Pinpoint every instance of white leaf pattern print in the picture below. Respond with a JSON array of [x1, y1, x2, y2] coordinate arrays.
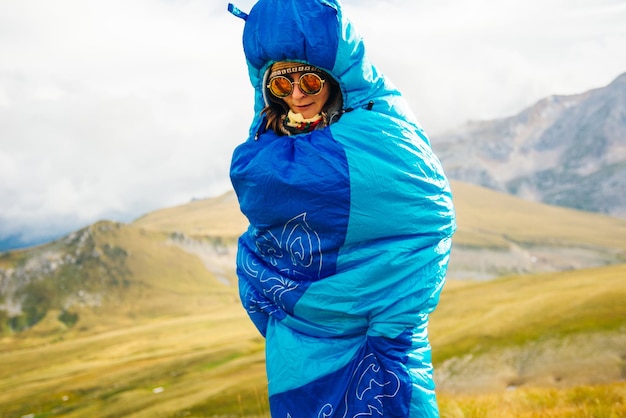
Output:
[[286, 353, 401, 418], [246, 213, 323, 312]]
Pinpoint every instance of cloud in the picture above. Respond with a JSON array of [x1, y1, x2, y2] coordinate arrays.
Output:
[[344, 0, 626, 131], [1, 0, 625, 249]]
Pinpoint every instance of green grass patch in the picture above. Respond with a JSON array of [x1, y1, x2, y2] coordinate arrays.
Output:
[[430, 265, 626, 362]]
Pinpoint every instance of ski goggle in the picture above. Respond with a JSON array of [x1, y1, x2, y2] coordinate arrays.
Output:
[[267, 72, 326, 98]]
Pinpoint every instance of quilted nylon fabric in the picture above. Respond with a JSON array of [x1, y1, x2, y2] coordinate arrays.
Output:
[[229, 1, 456, 416]]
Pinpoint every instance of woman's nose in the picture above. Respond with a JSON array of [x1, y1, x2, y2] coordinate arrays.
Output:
[[291, 83, 307, 98]]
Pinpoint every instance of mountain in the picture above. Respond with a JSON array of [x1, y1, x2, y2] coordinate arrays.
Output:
[[431, 72, 626, 219], [2, 182, 625, 334], [0, 219, 240, 335], [1, 183, 625, 416]]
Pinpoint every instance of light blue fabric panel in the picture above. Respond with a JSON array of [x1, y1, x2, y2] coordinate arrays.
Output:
[[265, 317, 364, 395], [330, 108, 455, 246]]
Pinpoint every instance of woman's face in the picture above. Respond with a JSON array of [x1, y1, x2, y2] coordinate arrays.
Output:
[[281, 72, 331, 119]]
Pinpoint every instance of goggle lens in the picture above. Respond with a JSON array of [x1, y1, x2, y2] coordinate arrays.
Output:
[[268, 73, 325, 98], [269, 76, 294, 97], [299, 73, 324, 94]]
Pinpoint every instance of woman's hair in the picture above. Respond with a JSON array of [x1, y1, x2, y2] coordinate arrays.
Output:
[[262, 70, 343, 135]]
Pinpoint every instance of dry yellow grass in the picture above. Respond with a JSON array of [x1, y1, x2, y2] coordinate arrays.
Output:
[[0, 304, 266, 418], [1, 263, 622, 416], [2, 181, 625, 416], [438, 382, 626, 417], [450, 181, 626, 251], [132, 191, 247, 238], [430, 264, 626, 394], [131, 182, 626, 253], [432, 265, 626, 350]]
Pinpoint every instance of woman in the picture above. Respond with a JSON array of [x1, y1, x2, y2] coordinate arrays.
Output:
[[263, 61, 343, 135], [229, 1, 456, 417]]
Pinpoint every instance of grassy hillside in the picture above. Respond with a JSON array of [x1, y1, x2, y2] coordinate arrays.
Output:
[[132, 182, 626, 254], [450, 181, 626, 251], [1, 181, 625, 416], [132, 182, 626, 279], [430, 264, 626, 392], [0, 306, 267, 418], [449, 181, 626, 278], [0, 264, 623, 417], [0, 220, 238, 342], [132, 191, 247, 239]]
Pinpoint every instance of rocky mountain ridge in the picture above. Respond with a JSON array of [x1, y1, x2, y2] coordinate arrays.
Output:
[[0, 220, 237, 334], [2, 182, 626, 335], [432, 72, 626, 218]]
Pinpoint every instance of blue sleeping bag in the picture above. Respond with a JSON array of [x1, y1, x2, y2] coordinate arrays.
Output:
[[229, 1, 456, 416]]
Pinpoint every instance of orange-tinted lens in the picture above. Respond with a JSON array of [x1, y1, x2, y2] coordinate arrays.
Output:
[[268, 76, 293, 97], [298, 73, 323, 95]]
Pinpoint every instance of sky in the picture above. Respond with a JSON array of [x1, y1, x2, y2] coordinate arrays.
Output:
[[1, 0, 625, 250]]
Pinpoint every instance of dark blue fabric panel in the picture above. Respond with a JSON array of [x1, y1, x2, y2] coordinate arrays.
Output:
[[243, 0, 340, 71], [270, 331, 415, 417], [230, 127, 351, 335]]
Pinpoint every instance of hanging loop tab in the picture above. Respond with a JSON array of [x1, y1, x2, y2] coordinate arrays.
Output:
[[227, 3, 248, 21]]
